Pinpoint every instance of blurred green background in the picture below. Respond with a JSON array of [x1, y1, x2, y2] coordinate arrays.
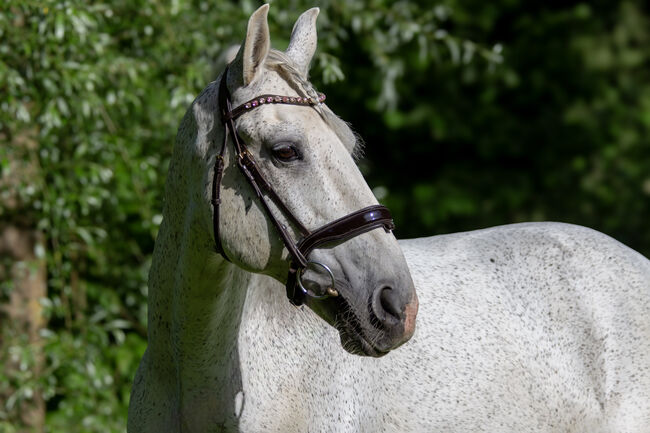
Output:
[[1, 0, 649, 431]]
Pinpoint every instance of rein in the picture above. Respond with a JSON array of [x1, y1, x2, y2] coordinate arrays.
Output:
[[212, 66, 395, 306]]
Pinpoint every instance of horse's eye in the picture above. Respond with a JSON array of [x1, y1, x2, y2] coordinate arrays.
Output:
[[271, 143, 301, 162]]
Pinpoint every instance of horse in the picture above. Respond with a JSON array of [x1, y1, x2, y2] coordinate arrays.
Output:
[[128, 5, 650, 432]]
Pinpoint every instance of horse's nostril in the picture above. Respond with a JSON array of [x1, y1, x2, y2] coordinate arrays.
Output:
[[380, 288, 402, 321], [372, 286, 403, 328]]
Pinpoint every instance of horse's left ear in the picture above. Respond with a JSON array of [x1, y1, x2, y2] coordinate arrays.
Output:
[[285, 8, 319, 77]]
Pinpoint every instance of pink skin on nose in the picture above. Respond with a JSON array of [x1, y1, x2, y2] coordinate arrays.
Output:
[[403, 292, 419, 339]]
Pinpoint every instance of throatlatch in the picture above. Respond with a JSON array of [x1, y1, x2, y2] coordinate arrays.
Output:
[[212, 66, 396, 306]]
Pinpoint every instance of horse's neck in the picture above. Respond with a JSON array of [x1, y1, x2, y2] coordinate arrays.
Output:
[[146, 214, 252, 382]]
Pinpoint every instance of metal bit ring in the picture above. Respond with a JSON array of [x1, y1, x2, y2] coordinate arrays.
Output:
[[296, 261, 339, 300]]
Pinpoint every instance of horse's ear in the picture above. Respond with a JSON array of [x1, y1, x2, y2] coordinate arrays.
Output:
[[231, 4, 271, 87], [285, 8, 319, 77]]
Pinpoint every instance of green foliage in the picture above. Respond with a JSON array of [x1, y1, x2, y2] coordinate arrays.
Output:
[[1, 0, 648, 431], [331, 0, 650, 256]]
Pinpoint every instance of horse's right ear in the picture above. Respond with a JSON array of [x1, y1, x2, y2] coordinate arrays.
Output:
[[229, 4, 271, 88]]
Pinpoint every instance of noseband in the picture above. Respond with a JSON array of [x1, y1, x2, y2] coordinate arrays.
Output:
[[212, 66, 395, 306]]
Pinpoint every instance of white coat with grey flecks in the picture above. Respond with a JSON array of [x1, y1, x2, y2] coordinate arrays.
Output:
[[128, 5, 650, 433]]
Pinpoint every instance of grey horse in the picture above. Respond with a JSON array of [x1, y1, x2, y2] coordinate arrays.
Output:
[[128, 5, 650, 432]]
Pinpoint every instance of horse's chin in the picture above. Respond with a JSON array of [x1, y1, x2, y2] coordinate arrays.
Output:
[[337, 326, 390, 358], [305, 283, 402, 358]]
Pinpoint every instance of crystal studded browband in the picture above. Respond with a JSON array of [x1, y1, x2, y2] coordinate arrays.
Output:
[[223, 93, 326, 121]]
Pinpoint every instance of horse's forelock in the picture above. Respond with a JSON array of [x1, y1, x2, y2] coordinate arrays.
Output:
[[265, 50, 320, 103], [264, 49, 364, 161]]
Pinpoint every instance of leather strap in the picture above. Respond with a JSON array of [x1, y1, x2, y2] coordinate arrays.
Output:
[[211, 140, 228, 260], [296, 205, 394, 256], [224, 93, 326, 122]]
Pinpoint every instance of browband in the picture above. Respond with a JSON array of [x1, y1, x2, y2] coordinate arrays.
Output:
[[224, 93, 326, 122]]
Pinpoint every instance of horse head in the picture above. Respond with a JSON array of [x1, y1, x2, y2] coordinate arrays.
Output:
[[214, 4, 418, 357]]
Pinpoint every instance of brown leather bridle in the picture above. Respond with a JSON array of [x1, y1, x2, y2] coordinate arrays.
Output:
[[212, 66, 395, 306]]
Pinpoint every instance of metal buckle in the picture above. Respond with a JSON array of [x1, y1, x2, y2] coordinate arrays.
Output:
[[296, 261, 339, 300], [240, 148, 253, 159]]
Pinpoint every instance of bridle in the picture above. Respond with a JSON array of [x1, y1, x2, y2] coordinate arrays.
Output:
[[212, 66, 396, 306]]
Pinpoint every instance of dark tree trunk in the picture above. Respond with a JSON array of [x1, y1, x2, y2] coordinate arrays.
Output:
[[0, 225, 46, 432], [0, 128, 46, 432]]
